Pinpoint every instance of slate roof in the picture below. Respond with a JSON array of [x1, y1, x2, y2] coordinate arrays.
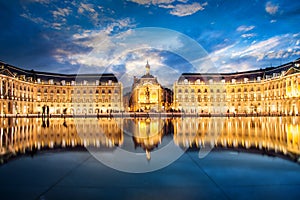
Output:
[[0, 61, 118, 83], [178, 58, 300, 83]]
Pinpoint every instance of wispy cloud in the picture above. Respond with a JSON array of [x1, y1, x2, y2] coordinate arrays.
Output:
[[236, 25, 255, 32], [27, 0, 50, 4], [265, 1, 279, 15], [128, 0, 176, 5], [52, 8, 72, 18], [169, 2, 207, 16], [209, 33, 300, 72], [241, 33, 256, 38], [128, 0, 207, 16]]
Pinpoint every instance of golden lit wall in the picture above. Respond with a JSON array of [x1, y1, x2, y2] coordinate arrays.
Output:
[[130, 84, 163, 112], [0, 74, 123, 115], [173, 70, 300, 115]]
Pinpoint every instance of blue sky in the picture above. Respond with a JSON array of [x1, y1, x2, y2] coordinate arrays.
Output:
[[0, 0, 300, 86]]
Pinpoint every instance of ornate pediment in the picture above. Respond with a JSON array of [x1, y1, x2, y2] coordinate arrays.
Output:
[[0, 68, 16, 78], [283, 67, 300, 76]]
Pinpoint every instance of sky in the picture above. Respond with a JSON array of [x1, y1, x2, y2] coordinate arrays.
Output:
[[0, 0, 300, 87]]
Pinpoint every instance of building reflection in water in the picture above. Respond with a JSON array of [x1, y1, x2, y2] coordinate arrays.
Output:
[[173, 117, 300, 157], [0, 117, 299, 162], [130, 118, 166, 160]]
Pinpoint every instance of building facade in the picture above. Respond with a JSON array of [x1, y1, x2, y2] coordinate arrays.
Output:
[[129, 62, 165, 112], [0, 61, 123, 115], [173, 59, 300, 115], [1, 58, 300, 115]]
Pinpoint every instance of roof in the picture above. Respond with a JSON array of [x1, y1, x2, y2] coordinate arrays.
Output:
[[0, 61, 119, 83], [178, 58, 300, 83]]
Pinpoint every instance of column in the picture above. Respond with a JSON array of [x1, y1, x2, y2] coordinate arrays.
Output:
[[0, 78, 2, 97]]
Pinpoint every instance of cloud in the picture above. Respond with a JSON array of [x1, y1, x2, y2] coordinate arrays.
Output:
[[236, 25, 255, 32], [209, 33, 300, 72], [52, 8, 72, 18], [128, 0, 207, 16], [128, 0, 176, 5], [27, 0, 50, 4], [20, 12, 49, 25], [52, 25, 193, 88], [169, 2, 207, 16], [241, 33, 256, 38], [265, 1, 279, 15], [78, 3, 96, 13]]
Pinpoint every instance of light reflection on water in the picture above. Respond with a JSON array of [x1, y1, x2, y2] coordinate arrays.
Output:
[[0, 117, 299, 163]]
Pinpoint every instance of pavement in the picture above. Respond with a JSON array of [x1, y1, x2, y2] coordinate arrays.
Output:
[[0, 150, 299, 200]]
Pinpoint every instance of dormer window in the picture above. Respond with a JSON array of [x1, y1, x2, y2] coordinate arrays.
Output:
[[257, 76, 261, 82]]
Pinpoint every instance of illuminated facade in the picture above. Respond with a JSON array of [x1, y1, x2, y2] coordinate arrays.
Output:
[[0, 61, 123, 115], [129, 62, 165, 112], [173, 59, 300, 115], [1, 59, 300, 115]]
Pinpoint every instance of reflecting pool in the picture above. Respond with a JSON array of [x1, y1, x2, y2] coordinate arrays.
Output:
[[1, 117, 299, 166]]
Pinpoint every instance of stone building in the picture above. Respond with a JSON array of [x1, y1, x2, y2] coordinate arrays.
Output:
[[0, 61, 123, 115], [173, 58, 300, 115], [129, 62, 165, 112]]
